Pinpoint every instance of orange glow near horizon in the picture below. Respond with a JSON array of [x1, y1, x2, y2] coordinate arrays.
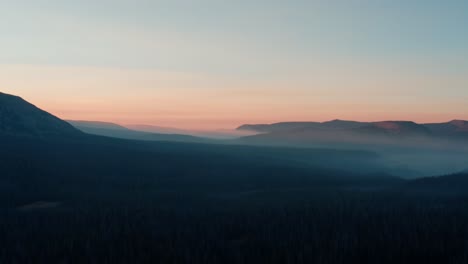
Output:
[[22, 98, 468, 131], [2, 64, 467, 130], [47, 107, 468, 131]]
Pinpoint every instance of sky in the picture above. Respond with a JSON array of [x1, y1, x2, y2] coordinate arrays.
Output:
[[1, 0, 468, 130]]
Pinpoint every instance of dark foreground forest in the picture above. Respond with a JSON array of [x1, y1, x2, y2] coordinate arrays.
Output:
[[1, 135, 468, 264]]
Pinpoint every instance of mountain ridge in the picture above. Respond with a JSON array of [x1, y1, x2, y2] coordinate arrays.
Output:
[[0, 92, 82, 137], [237, 119, 468, 139], [67, 120, 207, 143]]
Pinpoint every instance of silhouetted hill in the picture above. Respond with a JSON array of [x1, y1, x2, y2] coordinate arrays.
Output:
[[0, 92, 81, 137]]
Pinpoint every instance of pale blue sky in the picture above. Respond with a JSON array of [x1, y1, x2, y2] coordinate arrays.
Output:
[[1, 0, 467, 128]]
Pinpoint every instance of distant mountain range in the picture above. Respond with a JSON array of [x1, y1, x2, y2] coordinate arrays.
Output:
[[67, 120, 206, 143], [237, 119, 468, 144], [66, 122, 256, 140], [1, 91, 467, 178], [3, 89, 467, 148], [0, 91, 400, 180], [126, 124, 257, 139]]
